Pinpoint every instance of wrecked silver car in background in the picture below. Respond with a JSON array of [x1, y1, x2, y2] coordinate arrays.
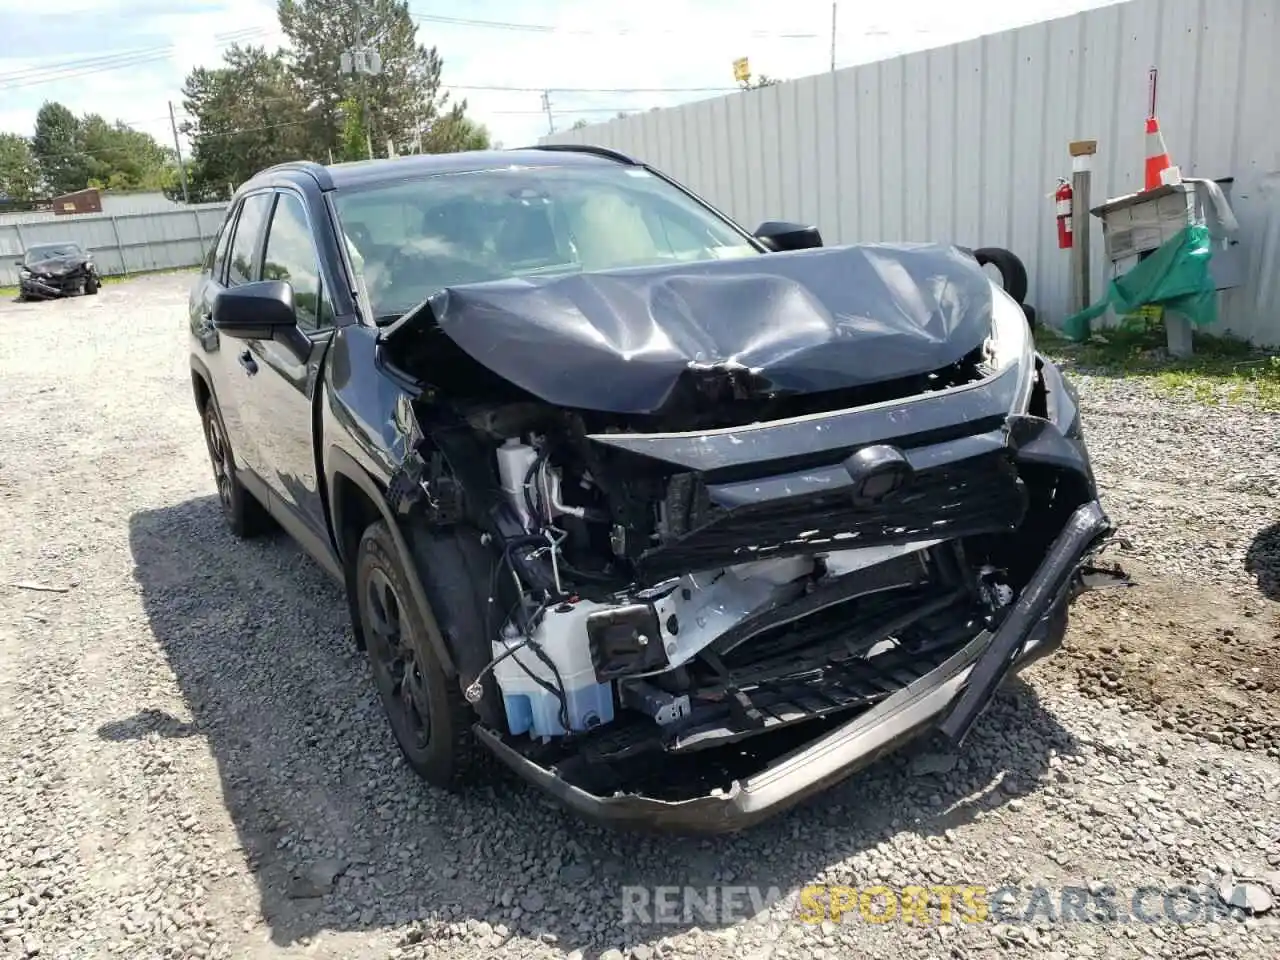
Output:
[[381, 236, 1126, 832]]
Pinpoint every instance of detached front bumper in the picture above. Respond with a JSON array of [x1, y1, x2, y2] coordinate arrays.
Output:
[[19, 276, 73, 299], [476, 500, 1115, 833]]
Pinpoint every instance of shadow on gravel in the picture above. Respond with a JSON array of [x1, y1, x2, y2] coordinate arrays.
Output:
[[124, 496, 1078, 956], [98, 708, 201, 741], [1246, 522, 1280, 601]]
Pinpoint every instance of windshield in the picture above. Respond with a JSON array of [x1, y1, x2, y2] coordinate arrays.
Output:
[[24, 243, 83, 263], [331, 164, 760, 320]]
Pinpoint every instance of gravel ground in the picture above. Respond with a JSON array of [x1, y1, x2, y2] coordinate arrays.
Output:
[[1, 273, 1278, 960]]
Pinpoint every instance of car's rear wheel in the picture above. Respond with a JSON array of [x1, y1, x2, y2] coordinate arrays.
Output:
[[355, 520, 488, 789], [200, 395, 271, 538]]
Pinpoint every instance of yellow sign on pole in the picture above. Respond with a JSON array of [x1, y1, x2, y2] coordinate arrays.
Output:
[[733, 57, 750, 83]]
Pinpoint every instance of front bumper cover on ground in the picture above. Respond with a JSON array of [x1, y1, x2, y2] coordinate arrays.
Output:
[[20, 276, 77, 299], [476, 500, 1115, 833]]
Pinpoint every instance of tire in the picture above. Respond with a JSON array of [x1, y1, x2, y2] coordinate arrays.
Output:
[[356, 521, 490, 789], [973, 247, 1029, 304], [1020, 302, 1038, 331], [85, 275, 100, 295], [200, 394, 271, 538], [405, 527, 508, 732]]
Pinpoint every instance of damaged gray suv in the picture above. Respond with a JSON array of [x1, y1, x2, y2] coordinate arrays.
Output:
[[188, 144, 1125, 833]]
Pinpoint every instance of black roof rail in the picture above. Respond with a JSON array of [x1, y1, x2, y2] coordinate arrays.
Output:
[[258, 160, 334, 190], [518, 143, 639, 165]]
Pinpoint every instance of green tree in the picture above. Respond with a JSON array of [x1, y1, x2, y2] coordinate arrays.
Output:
[[570, 118, 589, 130], [424, 114, 490, 153], [336, 97, 368, 161], [79, 114, 174, 191], [740, 74, 781, 90], [278, 0, 470, 159], [31, 101, 90, 195], [0, 133, 39, 201], [29, 100, 174, 196], [178, 1, 487, 183], [179, 44, 315, 200]]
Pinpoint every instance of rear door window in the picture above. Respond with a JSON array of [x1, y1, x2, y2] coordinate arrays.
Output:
[[226, 193, 273, 286]]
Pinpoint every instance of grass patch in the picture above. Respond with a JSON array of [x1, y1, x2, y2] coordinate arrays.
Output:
[[1035, 321, 1280, 410], [2, 265, 198, 300]]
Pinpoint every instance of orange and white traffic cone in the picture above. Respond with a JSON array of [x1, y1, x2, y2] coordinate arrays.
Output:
[[1144, 115, 1175, 190], [1143, 67, 1179, 189]]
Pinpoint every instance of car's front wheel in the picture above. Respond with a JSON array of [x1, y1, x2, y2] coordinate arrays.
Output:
[[85, 275, 99, 295], [200, 395, 271, 538], [355, 520, 487, 789]]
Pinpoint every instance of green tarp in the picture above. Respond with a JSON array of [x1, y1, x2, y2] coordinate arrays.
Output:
[[1061, 224, 1218, 341]]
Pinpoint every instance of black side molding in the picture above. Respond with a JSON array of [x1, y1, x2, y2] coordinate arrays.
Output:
[[519, 143, 639, 165]]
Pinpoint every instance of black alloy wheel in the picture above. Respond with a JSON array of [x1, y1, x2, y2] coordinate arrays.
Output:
[[363, 565, 433, 758], [354, 521, 489, 788], [200, 397, 271, 538]]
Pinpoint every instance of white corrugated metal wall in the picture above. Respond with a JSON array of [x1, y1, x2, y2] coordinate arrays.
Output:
[[0, 203, 228, 287], [541, 0, 1280, 344]]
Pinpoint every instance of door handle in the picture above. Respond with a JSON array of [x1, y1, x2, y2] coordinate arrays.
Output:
[[238, 350, 258, 375]]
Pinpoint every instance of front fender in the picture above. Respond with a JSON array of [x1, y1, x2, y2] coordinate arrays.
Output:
[[326, 445, 458, 677], [189, 354, 215, 407]]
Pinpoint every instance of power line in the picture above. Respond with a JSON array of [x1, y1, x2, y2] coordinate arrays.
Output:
[[445, 83, 740, 93], [2, 9, 818, 90], [0, 28, 274, 89], [0, 27, 270, 83], [409, 11, 822, 39], [18, 118, 313, 164], [192, 118, 313, 139], [489, 109, 628, 116], [0, 47, 176, 83]]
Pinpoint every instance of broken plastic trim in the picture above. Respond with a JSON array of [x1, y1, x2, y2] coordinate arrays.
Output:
[[473, 498, 1115, 833], [18, 277, 68, 299], [937, 500, 1113, 745]]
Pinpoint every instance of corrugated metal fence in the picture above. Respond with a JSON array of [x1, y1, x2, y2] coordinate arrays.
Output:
[[0, 203, 229, 288], [541, 0, 1280, 345]]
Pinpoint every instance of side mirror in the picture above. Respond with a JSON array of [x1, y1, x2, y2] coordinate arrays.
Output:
[[213, 280, 297, 340], [754, 220, 823, 252]]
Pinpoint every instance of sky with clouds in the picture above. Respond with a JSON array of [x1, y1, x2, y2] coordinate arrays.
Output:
[[0, 0, 1125, 157]]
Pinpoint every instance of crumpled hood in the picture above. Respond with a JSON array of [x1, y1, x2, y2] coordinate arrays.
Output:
[[414, 242, 994, 415], [26, 256, 84, 276]]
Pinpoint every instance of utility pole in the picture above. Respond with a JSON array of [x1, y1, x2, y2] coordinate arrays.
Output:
[[357, 1, 371, 159], [339, 0, 381, 160], [167, 100, 190, 204], [830, 2, 837, 72], [541, 91, 555, 135], [1069, 139, 1097, 317]]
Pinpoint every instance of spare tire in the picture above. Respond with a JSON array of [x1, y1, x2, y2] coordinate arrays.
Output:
[[973, 247, 1029, 304], [1020, 302, 1038, 331]]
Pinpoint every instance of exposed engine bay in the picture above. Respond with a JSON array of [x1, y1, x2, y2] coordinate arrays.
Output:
[[478, 431, 986, 743], [379, 241, 1124, 819]]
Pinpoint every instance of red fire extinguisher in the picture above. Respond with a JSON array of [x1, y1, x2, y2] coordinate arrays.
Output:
[[1055, 178, 1073, 249]]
